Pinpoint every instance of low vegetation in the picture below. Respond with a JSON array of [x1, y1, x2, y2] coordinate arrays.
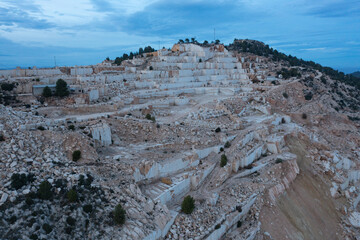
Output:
[[181, 195, 195, 214], [220, 154, 228, 167], [38, 181, 53, 200], [113, 204, 126, 225], [55, 79, 69, 97], [42, 86, 52, 98], [1, 83, 15, 91], [72, 150, 81, 162], [67, 189, 78, 202]]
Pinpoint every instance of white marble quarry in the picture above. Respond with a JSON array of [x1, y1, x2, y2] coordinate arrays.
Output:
[[134, 145, 222, 182], [241, 144, 265, 167], [206, 194, 257, 240], [88, 89, 99, 101], [349, 212, 360, 228], [91, 123, 112, 146], [0, 68, 63, 77], [71, 68, 93, 76], [142, 211, 178, 240]]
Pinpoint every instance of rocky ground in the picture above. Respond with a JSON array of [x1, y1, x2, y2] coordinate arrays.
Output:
[[0, 42, 359, 239]]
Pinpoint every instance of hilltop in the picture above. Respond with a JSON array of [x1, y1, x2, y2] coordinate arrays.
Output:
[[0, 40, 359, 239]]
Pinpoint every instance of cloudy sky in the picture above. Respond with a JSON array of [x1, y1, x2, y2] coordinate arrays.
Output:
[[0, 0, 359, 73]]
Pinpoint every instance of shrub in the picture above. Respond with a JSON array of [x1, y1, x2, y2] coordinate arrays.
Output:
[[29, 234, 38, 240], [275, 158, 283, 164], [114, 204, 126, 225], [72, 150, 81, 162], [38, 181, 52, 200], [302, 113, 307, 119], [42, 86, 52, 98], [281, 118, 286, 124], [215, 127, 221, 133], [37, 126, 45, 131], [145, 113, 152, 120], [220, 154, 228, 167], [68, 125, 75, 131], [224, 141, 231, 148], [237, 221, 242, 228], [55, 79, 69, 97], [199, 59, 202, 63], [66, 216, 76, 226], [320, 76, 327, 84], [25, 196, 34, 205], [42, 223, 53, 234], [181, 195, 195, 214], [149, 66, 153, 70], [1, 83, 15, 91], [65, 227, 72, 234], [304, 92, 313, 100], [215, 224, 221, 230], [83, 204, 93, 213], [67, 189, 78, 202], [282, 92, 289, 98], [219, 147, 224, 152], [236, 205, 242, 212], [11, 173, 34, 190], [8, 215, 17, 224], [0, 134, 4, 141]]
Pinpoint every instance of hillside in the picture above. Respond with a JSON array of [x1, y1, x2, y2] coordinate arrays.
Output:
[[0, 40, 359, 240], [351, 71, 360, 78]]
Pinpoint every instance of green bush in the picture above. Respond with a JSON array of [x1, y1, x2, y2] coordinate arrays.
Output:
[[304, 92, 313, 100], [67, 189, 78, 202], [224, 141, 231, 148], [1, 83, 15, 91], [55, 79, 69, 97], [220, 154, 227, 167], [114, 204, 126, 225], [37, 126, 45, 131], [275, 158, 283, 164], [215, 224, 221, 229], [0, 134, 4, 141], [68, 125, 75, 131], [83, 204, 93, 213], [149, 66, 153, 70], [72, 150, 81, 162], [42, 86, 52, 98], [29, 233, 38, 240], [11, 173, 27, 190], [11, 173, 34, 190], [302, 113, 307, 119], [42, 223, 53, 234], [181, 195, 195, 214], [282, 92, 289, 98], [215, 127, 221, 133], [66, 216, 76, 226], [38, 181, 52, 200], [145, 114, 152, 120], [237, 221, 242, 228]]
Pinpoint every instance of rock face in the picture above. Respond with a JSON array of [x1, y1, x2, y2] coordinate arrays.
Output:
[[91, 123, 112, 146], [268, 158, 300, 203], [0, 41, 359, 239]]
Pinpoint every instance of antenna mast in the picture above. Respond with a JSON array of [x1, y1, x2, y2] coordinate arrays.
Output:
[[54, 56, 57, 68]]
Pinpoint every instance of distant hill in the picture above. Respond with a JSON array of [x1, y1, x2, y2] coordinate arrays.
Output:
[[351, 71, 360, 78], [227, 39, 360, 89]]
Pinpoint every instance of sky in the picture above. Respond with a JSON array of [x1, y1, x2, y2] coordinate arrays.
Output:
[[0, 0, 359, 73]]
